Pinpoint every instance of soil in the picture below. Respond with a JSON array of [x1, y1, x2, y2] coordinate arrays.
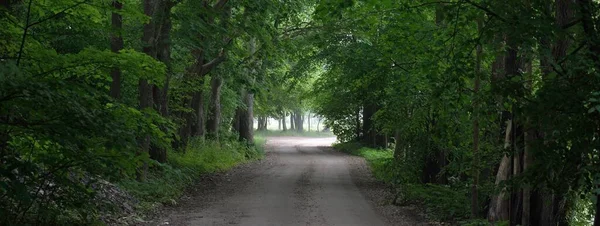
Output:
[[141, 136, 430, 226]]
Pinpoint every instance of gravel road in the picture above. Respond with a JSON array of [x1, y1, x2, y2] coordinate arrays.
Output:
[[149, 136, 428, 226]]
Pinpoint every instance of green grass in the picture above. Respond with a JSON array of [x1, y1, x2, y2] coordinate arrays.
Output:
[[254, 129, 335, 138], [119, 137, 265, 213], [333, 142, 471, 223]]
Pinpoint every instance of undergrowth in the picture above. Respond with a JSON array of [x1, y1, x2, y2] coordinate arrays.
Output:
[[119, 137, 265, 215], [334, 142, 472, 224]]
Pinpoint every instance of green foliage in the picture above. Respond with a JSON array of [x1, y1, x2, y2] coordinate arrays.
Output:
[[312, 0, 600, 224], [120, 137, 264, 211], [335, 143, 472, 222]]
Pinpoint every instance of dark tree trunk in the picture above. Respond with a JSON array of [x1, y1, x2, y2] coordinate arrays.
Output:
[[206, 75, 223, 139], [137, 0, 159, 181], [471, 16, 483, 219], [263, 117, 268, 130], [232, 106, 241, 133], [294, 110, 304, 132], [290, 112, 295, 130], [239, 90, 254, 144], [154, 1, 173, 117], [362, 104, 374, 146], [191, 90, 205, 137], [109, 0, 123, 99], [257, 117, 266, 131], [150, 2, 173, 162], [317, 117, 321, 132]]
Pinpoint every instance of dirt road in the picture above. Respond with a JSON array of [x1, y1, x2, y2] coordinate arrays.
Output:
[[152, 137, 427, 226]]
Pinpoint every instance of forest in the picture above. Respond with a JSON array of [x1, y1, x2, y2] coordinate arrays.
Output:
[[1, 0, 600, 225]]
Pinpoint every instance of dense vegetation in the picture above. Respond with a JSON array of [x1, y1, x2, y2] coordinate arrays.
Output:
[[309, 0, 600, 225], [1, 0, 600, 225], [0, 0, 309, 224]]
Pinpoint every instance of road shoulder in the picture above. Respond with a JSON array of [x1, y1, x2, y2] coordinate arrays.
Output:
[[337, 147, 432, 226]]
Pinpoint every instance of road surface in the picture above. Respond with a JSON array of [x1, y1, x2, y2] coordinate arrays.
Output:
[[152, 137, 427, 226]]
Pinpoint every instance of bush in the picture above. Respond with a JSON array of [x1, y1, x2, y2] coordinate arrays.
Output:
[[119, 138, 264, 212], [334, 142, 472, 223]]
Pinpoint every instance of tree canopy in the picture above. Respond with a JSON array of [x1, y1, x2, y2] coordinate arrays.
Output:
[[1, 0, 600, 225]]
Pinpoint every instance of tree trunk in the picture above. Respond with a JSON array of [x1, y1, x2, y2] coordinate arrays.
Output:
[[294, 110, 304, 132], [471, 15, 483, 219], [282, 114, 287, 131], [150, 0, 173, 163], [363, 104, 375, 146], [232, 107, 241, 134], [307, 113, 311, 132], [109, 0, 123, 99], [317, 117, 321, 132], [488, 119, 513, 222], [154, 1, 173, 117], [239, 90, 254, 144], [137, 0, 159, 181], [206, 75, 223, 139], [393, 129, 402, 160], [257, 117, 265, 131], [191, 90, 205, 137], [290, 112, 295, 130]]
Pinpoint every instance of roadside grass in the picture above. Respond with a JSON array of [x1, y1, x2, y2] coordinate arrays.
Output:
[[119, 137, 265, 215], [333, 142, 472, 224], [254, 130, 334, 138]]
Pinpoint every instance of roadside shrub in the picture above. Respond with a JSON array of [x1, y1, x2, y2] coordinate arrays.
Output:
[[119, 138, 264, 211]]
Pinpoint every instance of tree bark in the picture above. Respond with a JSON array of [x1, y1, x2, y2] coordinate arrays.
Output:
[[294, 110, 304, 132], [307, 113, 311, 132], [232, 106, 241, 133], [282, 114, 287, 131], [393, 129, 402, 160], [150, 0, 174, 163], [488, 119, 513, 222], [290, 112, 295, 130], [206, 75, 223, 139], [191, 90, 205, 137], [239, 90, 254, 144], [137, 0, 159, 181], [317, 117, 321, 132], [109, 0, 123, 99], [471, 15, 483, 219], [362, 104, 375, 146]]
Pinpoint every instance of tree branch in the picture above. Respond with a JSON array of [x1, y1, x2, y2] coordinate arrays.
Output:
[[561, 18, 582, 29], [16, 0, 33, 66], [463, 0, 506, 22], [27, 1, 87, 28], [213, 0, 228, 10]]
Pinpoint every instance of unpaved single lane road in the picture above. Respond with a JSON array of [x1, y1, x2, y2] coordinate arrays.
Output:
[[151, 137, 427, 226]]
